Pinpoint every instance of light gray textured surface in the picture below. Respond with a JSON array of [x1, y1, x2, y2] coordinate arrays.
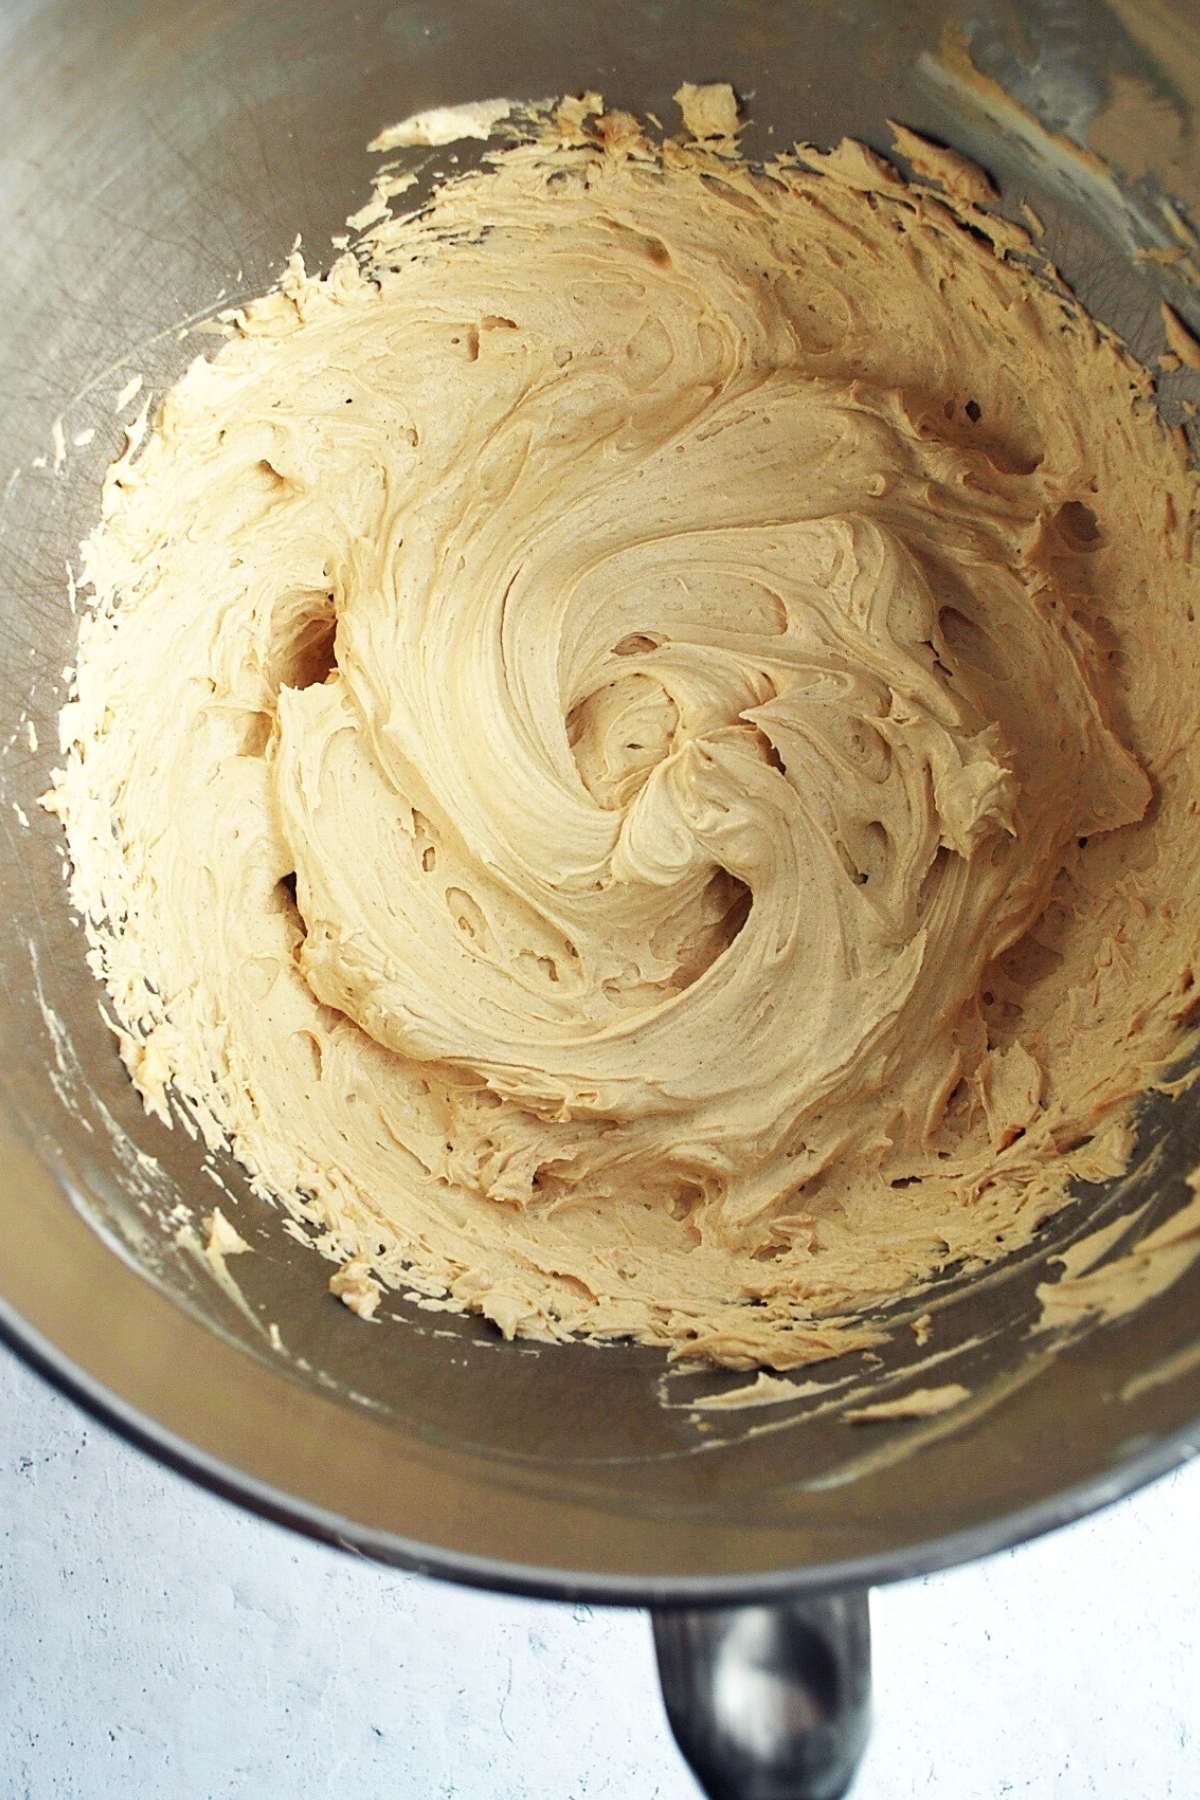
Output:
[[1, 1346, 1196, 1799]]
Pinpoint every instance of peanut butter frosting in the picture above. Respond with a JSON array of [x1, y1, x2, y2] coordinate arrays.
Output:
[[50, 94, 1200, 1368]]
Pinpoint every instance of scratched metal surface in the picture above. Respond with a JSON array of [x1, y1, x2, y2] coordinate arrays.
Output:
[[0, 0, 1198, 1593]]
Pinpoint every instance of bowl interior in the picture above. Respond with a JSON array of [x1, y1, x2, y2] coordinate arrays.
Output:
[[2, 0, 1199, 1594]]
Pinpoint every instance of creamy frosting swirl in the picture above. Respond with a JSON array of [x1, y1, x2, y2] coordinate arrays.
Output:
[[54, 101, 1200, 1366]]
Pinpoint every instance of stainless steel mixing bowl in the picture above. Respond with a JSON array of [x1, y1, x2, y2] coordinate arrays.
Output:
[[2, 2, 1199, 1793]]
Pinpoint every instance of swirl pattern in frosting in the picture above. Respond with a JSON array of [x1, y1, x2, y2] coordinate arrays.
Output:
[[54, 99, 1200, 1366]]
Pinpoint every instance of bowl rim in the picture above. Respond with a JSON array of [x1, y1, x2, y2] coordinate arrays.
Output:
[[4, 1290, 1197, 1608]]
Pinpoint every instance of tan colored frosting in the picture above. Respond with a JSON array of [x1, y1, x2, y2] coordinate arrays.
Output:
[[843, 1383, 970, 1424], [51, 96, 1200, 1368]]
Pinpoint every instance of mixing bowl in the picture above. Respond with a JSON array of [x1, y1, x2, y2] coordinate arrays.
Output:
[[2, 1, 1199, 1793]]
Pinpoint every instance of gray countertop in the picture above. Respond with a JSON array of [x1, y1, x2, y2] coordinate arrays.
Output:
[[1, 1347, 1196, 1799]]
